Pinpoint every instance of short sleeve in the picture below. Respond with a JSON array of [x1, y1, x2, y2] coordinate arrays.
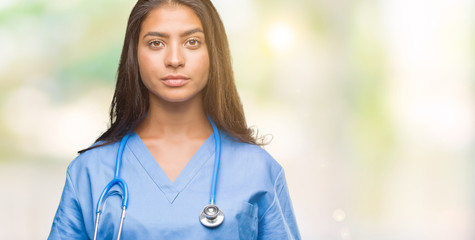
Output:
[[258, 169, 301, 240], [48, 170, 88, 240]]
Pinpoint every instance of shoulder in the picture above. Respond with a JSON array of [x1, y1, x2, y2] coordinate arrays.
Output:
[[66, 141, 120, 177], [220, 132, 283, 181]]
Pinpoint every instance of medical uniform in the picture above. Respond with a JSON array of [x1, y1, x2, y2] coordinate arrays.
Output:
[[48, 131, 301, 239]]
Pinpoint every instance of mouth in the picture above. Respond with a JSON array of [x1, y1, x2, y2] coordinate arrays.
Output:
[[161, 74, 190, 87]]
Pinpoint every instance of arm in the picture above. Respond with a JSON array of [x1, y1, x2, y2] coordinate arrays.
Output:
[[48, 170, 88, 240], [258, 169, 301, 240]]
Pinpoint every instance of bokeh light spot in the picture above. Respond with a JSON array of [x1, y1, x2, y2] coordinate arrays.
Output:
[[333, 209, 346, 222], [267, 22, 294, 53]]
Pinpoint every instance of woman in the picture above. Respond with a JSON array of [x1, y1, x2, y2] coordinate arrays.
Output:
[[48, 0, 300, 239]]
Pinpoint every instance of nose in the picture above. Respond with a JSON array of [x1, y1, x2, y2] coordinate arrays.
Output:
[[165, 42, 184, 68]]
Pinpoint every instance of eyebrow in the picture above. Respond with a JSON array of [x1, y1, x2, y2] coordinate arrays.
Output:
[[142, 28, 204, 39]]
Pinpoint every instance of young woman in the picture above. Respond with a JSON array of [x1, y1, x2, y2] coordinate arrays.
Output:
[[48, 0, 300, 239]]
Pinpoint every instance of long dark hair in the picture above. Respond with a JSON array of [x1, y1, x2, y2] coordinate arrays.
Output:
[[80, 0, 262, 153]]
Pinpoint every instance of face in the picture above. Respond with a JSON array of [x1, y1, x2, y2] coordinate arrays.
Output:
[[137, 4, 210, 104]]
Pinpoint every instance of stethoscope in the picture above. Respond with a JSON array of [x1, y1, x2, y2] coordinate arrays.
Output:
[[93, 115, 224, 240]]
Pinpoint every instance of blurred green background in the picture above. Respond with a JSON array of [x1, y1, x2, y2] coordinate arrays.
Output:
[[1, 0, 474, 239]]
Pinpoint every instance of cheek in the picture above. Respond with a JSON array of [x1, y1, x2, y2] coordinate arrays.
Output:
[[196, 51, 210, 80], [138, 50, 158, 79], [137, 51, 147, 78]]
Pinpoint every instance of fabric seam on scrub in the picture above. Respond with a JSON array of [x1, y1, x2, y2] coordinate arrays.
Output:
[[66, 168, 87, 237], [179, 151, 215, 197], [172, 132, 215, 196], [273, 171, 295, 240], [66, 169, 82, 215], [126, 143, 168, 196], [258, 167, 284, 222]]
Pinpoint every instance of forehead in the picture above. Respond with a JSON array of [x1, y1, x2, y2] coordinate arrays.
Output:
[[140, 4, 203, 34]]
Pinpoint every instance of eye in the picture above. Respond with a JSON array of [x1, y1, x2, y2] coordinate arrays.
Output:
[[148, 40, 164, 48], [185, 39, 201, 48]]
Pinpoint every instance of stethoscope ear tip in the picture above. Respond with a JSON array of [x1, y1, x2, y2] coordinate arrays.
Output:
[[199, 204, 224, 228]]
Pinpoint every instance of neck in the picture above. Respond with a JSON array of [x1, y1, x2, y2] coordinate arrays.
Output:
[[135, 93, 211, 140]]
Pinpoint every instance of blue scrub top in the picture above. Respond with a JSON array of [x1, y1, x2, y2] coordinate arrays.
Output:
[[48, 132, 301, 239]]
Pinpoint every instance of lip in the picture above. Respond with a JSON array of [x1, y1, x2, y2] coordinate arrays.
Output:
[[161, 74, 190, 87]]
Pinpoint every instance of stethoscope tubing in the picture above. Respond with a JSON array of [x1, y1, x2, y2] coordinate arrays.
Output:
[[94, 135, 131, 240], [95, 134, 131, 213], [207, 115, 220, 204]]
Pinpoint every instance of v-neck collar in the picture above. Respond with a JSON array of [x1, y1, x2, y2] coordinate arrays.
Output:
[[127, 132, 215, 204]]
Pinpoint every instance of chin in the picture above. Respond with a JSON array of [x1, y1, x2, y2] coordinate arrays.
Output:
[[157, 92, 201, 104], [162, 97, 191, 103], [148, 87, 205, 105]]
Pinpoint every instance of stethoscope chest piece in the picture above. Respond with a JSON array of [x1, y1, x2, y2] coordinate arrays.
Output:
[[199, 204, 224, 228]]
